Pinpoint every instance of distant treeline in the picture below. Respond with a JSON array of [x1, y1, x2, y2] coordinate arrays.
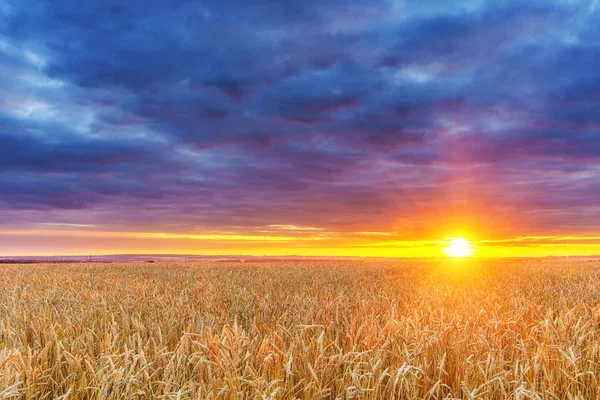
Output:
[[0, 260, 115, 264], [0, 260, 47, 264]]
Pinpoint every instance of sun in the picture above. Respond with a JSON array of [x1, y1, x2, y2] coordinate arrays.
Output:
[[444, 237, 473, 257]]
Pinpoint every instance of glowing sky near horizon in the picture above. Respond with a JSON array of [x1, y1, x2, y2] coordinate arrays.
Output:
[[1, 0, 599, 257]]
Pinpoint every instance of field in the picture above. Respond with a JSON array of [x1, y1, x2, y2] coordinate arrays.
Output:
[[1, 260, 600, 399]]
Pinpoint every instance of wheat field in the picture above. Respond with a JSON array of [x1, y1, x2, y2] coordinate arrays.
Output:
[[1, 260, 600, 399]]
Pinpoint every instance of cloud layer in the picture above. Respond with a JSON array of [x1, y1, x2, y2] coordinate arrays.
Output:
[[1, 0, 599, 254]]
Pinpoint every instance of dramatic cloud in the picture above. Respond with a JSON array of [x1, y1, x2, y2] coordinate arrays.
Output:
[[1, 0, 599, 255]]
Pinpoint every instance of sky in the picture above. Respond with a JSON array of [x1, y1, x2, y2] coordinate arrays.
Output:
[[1, 0, 599, 257]]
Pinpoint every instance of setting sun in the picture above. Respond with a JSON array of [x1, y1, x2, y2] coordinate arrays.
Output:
[[444, 237, 473, 257]]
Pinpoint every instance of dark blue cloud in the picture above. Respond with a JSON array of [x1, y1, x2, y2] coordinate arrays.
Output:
[[0, 0, 599, 238]]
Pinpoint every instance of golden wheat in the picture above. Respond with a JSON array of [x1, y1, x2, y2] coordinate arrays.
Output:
[[1, 259, 600, 399]]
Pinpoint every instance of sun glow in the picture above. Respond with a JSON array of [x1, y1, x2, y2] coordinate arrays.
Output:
[[444, 237, 473, 257]]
